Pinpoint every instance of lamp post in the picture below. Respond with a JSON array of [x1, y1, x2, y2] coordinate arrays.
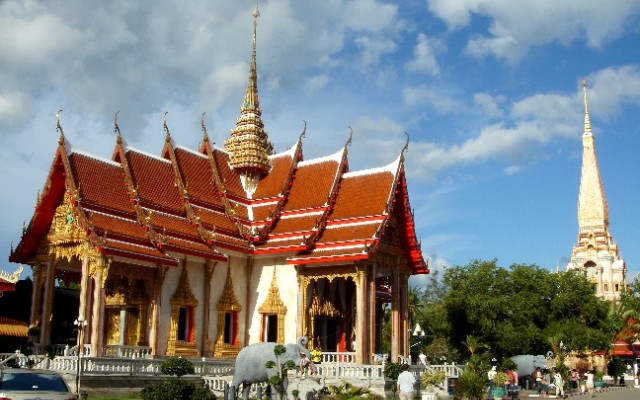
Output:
[[74, 316, 87, 395]]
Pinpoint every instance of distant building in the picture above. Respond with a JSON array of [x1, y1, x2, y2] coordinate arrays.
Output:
[[566, 82, 626, 300], [9, 6, 427, 362]]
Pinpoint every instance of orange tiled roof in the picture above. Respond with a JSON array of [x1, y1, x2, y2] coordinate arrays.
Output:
[[12, 130, 427, 274], [0, 316, 28, 337]]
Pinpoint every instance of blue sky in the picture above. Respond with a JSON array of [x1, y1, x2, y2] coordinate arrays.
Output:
[[1, 0, 639, 285]]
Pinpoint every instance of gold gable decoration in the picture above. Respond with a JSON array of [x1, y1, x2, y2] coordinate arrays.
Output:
[[47, 190, 87, 262], [214, 266, 242, 358], [167, 267, 199, 357], [258, 267, 287, 343]]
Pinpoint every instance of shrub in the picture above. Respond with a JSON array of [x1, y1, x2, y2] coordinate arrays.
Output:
[[421, 370, 446, 388], [160, 357, 195, 377], [141, 378, 215, 400]]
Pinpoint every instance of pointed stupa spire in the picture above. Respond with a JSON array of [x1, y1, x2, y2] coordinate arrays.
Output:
[[582, 80, 592, 137], [224, 3, 273, 197], [577, 80, 608, 227]]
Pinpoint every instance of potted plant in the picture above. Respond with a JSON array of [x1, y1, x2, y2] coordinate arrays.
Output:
[[421, 369, 446, 400], [491, 371, 510, 398], [594, 370, 604, 390]]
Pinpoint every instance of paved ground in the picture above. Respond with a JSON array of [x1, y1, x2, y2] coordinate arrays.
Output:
[[514, 385, 639, 399]]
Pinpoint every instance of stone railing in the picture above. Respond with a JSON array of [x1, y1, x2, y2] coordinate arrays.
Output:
[[102, 345, 153, 358], [321, 352, 356, 364]]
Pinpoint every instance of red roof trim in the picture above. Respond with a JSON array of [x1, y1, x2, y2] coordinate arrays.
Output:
[[286, 253, 369, 265]]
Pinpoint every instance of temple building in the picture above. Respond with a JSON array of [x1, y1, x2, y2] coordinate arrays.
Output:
[[9, 6, 427, 363], [566, 82, 626, 301]]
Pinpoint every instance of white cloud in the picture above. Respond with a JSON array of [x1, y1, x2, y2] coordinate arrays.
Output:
[[403, 86, 460, 113], [402, 71, 637, 181], [426, 0, 640, 62], [405, 33, 441, 76]]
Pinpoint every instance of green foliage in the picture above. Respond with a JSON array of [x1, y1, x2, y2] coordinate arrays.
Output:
[[382, 362, 403, 380], [273, 344, 286, 356], [494, 371, 510, 386], [160, 357, 195, 377], [383, 362, 402, 397], [421, 370, 446, 387], [457, 369, 486, 400], [285, 360, 295, 369], [141, 378, 214, 400], [607, 356, 627, 377], [265, 360, 276, 369], [437, 259, 611, 360], [324, 381, 383, 400]]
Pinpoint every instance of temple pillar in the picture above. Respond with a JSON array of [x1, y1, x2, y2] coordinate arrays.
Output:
[[390, 265, 400, 362], [77, 253, 91, 347], [201, 261, 216, 355], [368, 262, 377, 361], [29, 264, 44, 329], [400, 271, 409, 359], [90, 258, 108, 356], [149, 266, 167, 355], [40, 255, 56, 345], [355, 266, 368, 364]]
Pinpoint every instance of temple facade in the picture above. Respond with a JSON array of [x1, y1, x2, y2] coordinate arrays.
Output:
[[9, 6, 427, 363], [566, 82, 626, 301]]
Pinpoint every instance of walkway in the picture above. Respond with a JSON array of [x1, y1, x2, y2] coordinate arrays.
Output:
[[516, 385, 638, 399]]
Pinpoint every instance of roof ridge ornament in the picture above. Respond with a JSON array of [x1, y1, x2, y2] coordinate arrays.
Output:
[[114, 111, 123, 144], [582, 80, 592, 137], [299, 120, 307, 141], [401, 132, 409, 159], [201, 112, 210, 144], [163, 111, 172, 144], [346, 126, 353, 147], [56, 109, 64, 145]]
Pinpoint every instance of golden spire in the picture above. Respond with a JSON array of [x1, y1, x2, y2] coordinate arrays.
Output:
[[224, 4, 273, 196], [56, 109, 64, 145], [577, 80, 608, 228], [582, 80, 592, 137]]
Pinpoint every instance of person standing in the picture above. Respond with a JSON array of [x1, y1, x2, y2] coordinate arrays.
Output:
[[584, 370, 595, 397], [397, 363, 416, 400], [553, 370, 565, 398], [418, 351, 428, 366], [487, 366, 497, 399]]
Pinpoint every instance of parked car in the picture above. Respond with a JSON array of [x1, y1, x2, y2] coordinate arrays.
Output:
[[0, 368, 77, 400]]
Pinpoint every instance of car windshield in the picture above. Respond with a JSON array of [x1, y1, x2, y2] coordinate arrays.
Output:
[[0, 372, 69, 392]]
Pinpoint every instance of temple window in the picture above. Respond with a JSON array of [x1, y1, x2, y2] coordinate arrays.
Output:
[[258, 267, 286, 343], [177, 306, 194, 342], [213, 266, 242, 357], [167, 267, 199, 356], [223, 311, 237, 345], [603, 284, 609, 292], [262, 314, 278, 342]]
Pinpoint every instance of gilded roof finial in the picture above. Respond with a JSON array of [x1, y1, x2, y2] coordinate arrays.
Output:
[[298, 120, 307, 141], [401, 132, 409, 158], [163, 111, 171, 143], [114, 111, 122, 144], [201, 112, 210, 143], [56, 109, 64, 145], [346, 126, 353, 147], [582, 80, 592, 137]]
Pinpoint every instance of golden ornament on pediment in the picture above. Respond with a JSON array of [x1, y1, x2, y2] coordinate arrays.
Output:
[[170, 266, 198, 307], [216, 266, 241, 311], [258, 268, 287, 314]]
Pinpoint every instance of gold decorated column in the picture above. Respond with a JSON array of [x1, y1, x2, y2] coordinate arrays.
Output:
[[202, 261, 216, 355], [89, 256, 109, 356], [77, 251, 91, 346]]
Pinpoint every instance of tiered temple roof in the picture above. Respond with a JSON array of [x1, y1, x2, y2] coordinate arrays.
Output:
[[10, 4, 427, 276]]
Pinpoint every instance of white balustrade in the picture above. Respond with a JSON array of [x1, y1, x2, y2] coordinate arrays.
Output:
[[321, 351, 356, 364]]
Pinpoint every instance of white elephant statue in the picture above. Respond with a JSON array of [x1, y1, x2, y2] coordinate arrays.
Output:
[[230, 337, 314, 400]]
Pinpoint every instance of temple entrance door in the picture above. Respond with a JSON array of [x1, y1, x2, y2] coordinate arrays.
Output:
[[104, 307, 140, 346], [315, 317, 343, 352]]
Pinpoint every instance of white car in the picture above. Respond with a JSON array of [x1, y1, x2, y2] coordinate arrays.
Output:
[[0, 369, 78, 400]]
